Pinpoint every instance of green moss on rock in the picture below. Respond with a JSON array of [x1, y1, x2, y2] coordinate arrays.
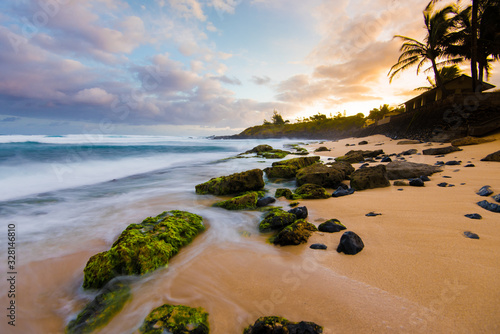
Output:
[[264, 165, 298, 179], [273, 219, 318, 246], [83, 211, 205, 290], [259, 209, 297, 232], [273, 156, 320, 169], [260, 149, 290, 159], [66, 279, 131, 334], [294, 183, 330, 199], [195, 169, 265, 195], [139, 304, 209, 334], [243, 316, 323, 334], [213, 192, 259, 210]]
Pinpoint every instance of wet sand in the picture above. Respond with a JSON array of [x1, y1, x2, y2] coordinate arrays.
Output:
[[1, 134, 500, 333]]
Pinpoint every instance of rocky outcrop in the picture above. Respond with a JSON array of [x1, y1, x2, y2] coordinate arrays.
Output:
[[318, 219, 346, 233], [245, 144, 273, 153], [139, 304, 209, 334], [243, 316, 323, 334], [264, 156, 320, 179], [195, 169, 265, 195], [258, 209, 297, 232], [83, 210, 205, 290], [349, 165, 390, 190], [315, 146, 330, 152], [275, 188, 295, 199], [296, 163, 346, 188], [288, 206, 308, 219], [213, 192, 260, 210], [335, 151, 364, 163], [337, 231, 364, 255], [257, 196, 276, 207], [397, 140, 421, 145], [273, 219, 317, 246], [422, 146, 462, 155], [385, 161, 442, 180], [477, 200, 500, 212], [451, 136, 495, 146], [294, 183, 331, 199], [481, 150, 500, 162]]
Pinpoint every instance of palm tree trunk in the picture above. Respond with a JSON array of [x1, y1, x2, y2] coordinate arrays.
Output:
[[431, 58, 448, 97], [471, 0, 479, 92]]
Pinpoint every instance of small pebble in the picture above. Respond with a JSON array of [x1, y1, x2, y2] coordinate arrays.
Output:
[[465, 213, 482, 220], [310, 243, 327, 250], [463, 231, 479, 239], [366, 212, 382, 217]]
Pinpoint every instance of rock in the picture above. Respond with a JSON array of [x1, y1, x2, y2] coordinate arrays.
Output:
[[465, 213, 482, 220], [401, 149, 417, 155], [359, 163, 370, 168], [492, 194, 500, 203], [257, 196, 276, 207], [350, 165, 390, 191], [294, 183, 331, 199], [314, 146, 330, 152], [332, 186, 355, 197], [296, 163, 346, 188], [139, 304, 209, 334], [246, 144, 273, 153], [195, 169, 264, 195], [481, 150, 500, 162], [393, 180, 409, 186], [358, 140, 368, 145], [213, 192, 259, 210], [275, 188, 294, 200], [259, 150, 290, 159], [437, 182, 449, 187], [451, 136, 495, 147], [310, 243, 327, 250], [360, 149, 385, 157], [337, 231, 364, 255], [289, 201, 300, 207], [423, 146, 462, 155], [464, 164, 475, 167], [258, 209, 297, 232], [409, 178, 425, 187], [66, 279, 131, 334], [385, 161, 442, 180], [435, 161, 445, 166], [243, 316, 323, 334], [445, 160, 461, 165], [477, 185, 493, 196], [273, 219, 317, 246], [477, 200, 500, 213], [420, 175, 431, 182], [463, 231, 480, 239], [365, 212, 381, 217], [264, 156, 321, 178], [318, 219, 346, 233], [381, 156, 392, 162], [397, 140, 421, 145], [288, 206, 308, 219], [83, 211, 205, 290], [335, 151, 364, 163]]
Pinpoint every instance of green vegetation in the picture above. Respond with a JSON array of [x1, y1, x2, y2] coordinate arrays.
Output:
[[367, 104, 405, 121], [139, 304, 209, 334], [272, 219, 318, 246], [244, 316, 323, 334], [195, 169, 265, 195], [83, 210, 205, 290], [213, 191, 264, 210]]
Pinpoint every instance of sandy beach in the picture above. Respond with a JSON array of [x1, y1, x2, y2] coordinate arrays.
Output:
[[1, 134, 500, 334]]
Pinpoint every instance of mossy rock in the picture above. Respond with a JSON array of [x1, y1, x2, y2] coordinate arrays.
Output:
[[296, 163, 346, 188], [314, 146, 330, 152], [213, 192, 259, 210], [273, 219, 317, 246], [350, 165, 390, 191], [294, 183, 330, 199], [318, 219, 346, 233], [243, 316, 323, 334], [264, 165, 298, 179], [259, 149, 290, 159], [259, 209, 297, 232], [246, 144, 274, 153], [66, 279, 131, 334], [83, 211, 205, 290], [335, 151, 364, 163], [275, 188, 297, 200], [139, 304, 209, 334], [272, 156, 320, 169], [195, 169, 265, 195]]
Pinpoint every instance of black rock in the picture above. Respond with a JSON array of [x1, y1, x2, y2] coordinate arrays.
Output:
[[310, 243, 327, 250], [437, 182, 448, 187], [332, 186, 355, 197], [443, 176, 452, 178], [288, 206, 308, 219], [477, 185, 493, 197], [463, 231, 480, 239], [423, 146, 462, 155], [338, 183, 349, 190], [492, 194, 500, 203], [420, 175, 431, 182], [337, 231, 364, 255], [365, 212, 381, 217], [464, 164, 475, 167], [409, 178, 425, 187], [402, 149, 417, 156], [381, 156, 392, 162], [318, 219, 346, 233], [445, 160, 461, 165], [256, 196, 276, 207], [397, 188, 404, 191], [465, 213, 482, 220], [435, 161, 445, 166], [359, 163, 370, 168], [358, 140, 368, 145], [477, 200, 500, 213]]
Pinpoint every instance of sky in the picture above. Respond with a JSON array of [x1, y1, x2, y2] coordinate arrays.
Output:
[[0, 0, 498, 136]]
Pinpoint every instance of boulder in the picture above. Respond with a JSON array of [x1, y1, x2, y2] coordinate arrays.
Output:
[[393, 180, 409, 186], [400, 149, 417, 155], [423, 146, 462, 155], [246, 144, 273, 153], [296, 163, 345, 188], [477, 200, 500, 213], [465, 213, 482, 220], [294, 183, 331, 199], [477, 185, 493, 197], [451, 136, 495, 147], [385, 161, 442, 180], [272, 156, 321, 169], [195, 169, 264, 195], [264, 156, 320, 178], [314, 146, 330, 152], [66, 279, 131, 334], [257, 196, 276, 207], [332, 186, 355, 197], [318, 219, 346, 233], [264, 165, 298, 179], [288, 206, 308, 219], [275, 188, 295, 200], [243, 316, 323, 334], [445, 160, 461, 165], [335, 151, 364, 163], [259, 150, 290, 159], [139, 304, 209, 334], [350, 165, 390, 190], [409, 178, 425, 187], [493, 194, 500, 203], [358, 140, 368, 145], [481, 150, 500, 162], [337, 231, 364, 255], [273, 219, 317, 246], [213, 192, 259, 210], [380, 156, 392, 163], [397, 140, 421, 145], [83, 211, 205, 290], [259, 209, 297, 232]]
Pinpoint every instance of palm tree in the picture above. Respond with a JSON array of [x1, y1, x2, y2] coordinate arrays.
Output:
[[389, 1, 459, 95], [415, 65, 463, 91]]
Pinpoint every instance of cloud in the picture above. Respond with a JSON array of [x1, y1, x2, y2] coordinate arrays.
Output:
[[169, 0, 206, 21], [1, 117, 20, 122], [251, 75, 271, 85], [212, 75, 241, 85], [73, 88, 115, 105]]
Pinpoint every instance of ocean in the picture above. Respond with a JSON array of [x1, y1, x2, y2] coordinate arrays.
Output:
[[0, 134, 308, 333]]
